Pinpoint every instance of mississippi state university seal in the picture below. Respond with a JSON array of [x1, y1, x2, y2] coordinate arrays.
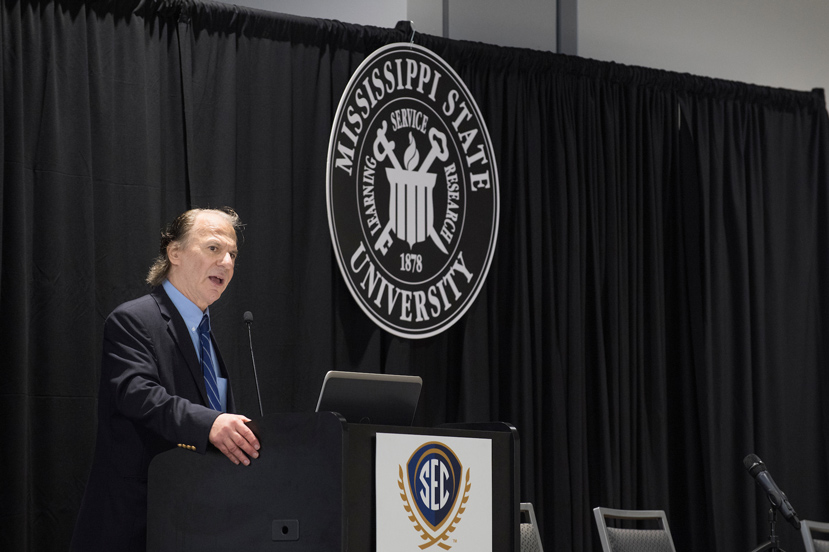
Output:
[[327, 43, 499, 339]]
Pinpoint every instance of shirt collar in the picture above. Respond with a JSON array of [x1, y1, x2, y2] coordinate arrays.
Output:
[[162, 279, 210, 333]]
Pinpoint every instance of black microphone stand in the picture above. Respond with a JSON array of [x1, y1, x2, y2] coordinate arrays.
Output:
[[749, 509, 785, 552], [244, 317, 264, 418]]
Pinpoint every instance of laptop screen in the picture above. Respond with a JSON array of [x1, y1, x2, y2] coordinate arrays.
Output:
[[314, 370, 422, 426]]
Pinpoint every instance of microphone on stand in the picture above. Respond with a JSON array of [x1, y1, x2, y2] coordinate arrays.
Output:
[[743, 453, 801, 530], [243, 311, 264, 418]]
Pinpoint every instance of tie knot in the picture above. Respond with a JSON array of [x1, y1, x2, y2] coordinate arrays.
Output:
[[199, 313, 210, 334]]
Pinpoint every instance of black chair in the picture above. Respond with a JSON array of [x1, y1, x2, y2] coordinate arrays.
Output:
[[592, 507, 677, 552], [801, 520, 829, 552], [520, 502, 543, 552]]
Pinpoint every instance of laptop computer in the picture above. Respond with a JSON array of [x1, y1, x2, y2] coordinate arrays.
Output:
[[314, 370, 422, 426]]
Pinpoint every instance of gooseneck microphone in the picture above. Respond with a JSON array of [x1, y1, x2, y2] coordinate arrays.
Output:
[[743, 453, 801, 530], [243, 311, 264, 418]]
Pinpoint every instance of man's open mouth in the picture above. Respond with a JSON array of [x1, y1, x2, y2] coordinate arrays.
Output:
[[209, 276, 224, 285]]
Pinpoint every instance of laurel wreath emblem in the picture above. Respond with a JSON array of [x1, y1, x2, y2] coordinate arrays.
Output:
[[398, 465, 472, 550]]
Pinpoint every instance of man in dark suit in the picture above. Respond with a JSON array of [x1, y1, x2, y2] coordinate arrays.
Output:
[[71, 207, 260, 551]]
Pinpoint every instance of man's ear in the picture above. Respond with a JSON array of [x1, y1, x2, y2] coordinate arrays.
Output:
[[167, 242, 181, 266]]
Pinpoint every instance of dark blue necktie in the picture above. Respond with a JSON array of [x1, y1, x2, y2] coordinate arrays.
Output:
[[198, 314, 221, 411]]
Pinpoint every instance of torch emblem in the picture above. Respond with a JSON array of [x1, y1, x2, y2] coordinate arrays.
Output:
[[373, 123, 449, 254]]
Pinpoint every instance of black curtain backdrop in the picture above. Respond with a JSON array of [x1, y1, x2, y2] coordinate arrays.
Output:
[[2, 1, 828, 551]]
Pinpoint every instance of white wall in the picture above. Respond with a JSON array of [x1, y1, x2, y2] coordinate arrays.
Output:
[[446, 0, 556, 52], [221, 0, 829, 97], [222, 0, 407, 29], [578, 0, 829, 96], [222, 0, 557, 52]]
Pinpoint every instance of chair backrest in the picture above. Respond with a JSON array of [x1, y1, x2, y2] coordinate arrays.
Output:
[[520, 502, 544, 552], [801, 519, 829, 552], [593, 507, 677, 552]]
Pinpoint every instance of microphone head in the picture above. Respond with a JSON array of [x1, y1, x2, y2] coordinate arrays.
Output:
[[791, 515, 802, 530], [744, 454, 766, 477], [243, 311, 254, 325]]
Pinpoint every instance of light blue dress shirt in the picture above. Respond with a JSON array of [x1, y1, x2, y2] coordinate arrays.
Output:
[[162, 279, 228, 412]]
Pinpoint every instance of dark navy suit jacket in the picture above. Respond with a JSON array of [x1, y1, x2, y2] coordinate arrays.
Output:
[[71, 286, 235, 551]]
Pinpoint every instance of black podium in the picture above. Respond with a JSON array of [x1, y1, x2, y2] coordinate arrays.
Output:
[[147, 412, 519, 551]]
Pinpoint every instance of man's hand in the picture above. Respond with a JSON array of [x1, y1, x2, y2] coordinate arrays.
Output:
[[208, 413, 261, 466]]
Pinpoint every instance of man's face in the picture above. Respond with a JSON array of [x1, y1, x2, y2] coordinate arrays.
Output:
[[167, 211, 238, 311]]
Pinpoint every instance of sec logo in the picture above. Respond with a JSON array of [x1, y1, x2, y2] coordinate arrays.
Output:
[[398, 442, 471, 549], [327, 43, 499, 339]]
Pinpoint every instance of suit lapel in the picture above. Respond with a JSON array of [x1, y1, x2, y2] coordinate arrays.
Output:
[[151, 286, 210, 408]]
